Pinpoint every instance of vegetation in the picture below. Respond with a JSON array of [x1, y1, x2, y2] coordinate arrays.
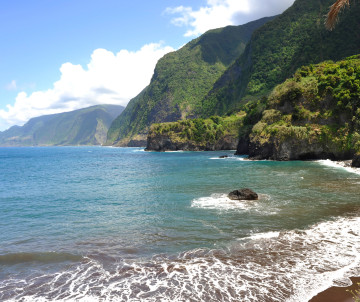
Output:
[[203, 0, 360, 116], [106, 17, 274, 146], [326, 0, 351, 30], [249, 55, 360, 159], [0, 105, 124, 146], [148, 112, 246, 149]]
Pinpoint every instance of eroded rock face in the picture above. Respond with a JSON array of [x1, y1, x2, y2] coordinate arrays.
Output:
[[228, 188, 258, 200], [248, 135, 354, 161], [352, 154, 360, 167]]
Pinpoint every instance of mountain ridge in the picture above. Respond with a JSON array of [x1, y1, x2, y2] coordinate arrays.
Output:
[[106, 17, 275, 146], [0, 104, 124, 146], [202, 0, 360, 115]]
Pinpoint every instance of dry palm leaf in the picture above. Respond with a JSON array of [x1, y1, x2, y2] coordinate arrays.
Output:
[[326, 0, 350, 30]]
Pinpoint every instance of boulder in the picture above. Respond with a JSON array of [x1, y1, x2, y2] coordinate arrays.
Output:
[[228, 188, 258, 200], [352, 154, 360, 167]]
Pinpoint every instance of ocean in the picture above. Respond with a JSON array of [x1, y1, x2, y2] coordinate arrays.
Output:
[[1, 147, 360, 301]]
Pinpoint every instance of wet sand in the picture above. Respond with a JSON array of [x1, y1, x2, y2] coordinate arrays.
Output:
[[309, 277, 360, 302]]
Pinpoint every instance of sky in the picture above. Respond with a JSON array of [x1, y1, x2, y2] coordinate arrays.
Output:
[[0, 0, 295, 131]]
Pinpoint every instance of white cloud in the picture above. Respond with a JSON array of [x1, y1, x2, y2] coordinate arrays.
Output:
[[0, 43, 174, 131], [165, 0, 295, 37]]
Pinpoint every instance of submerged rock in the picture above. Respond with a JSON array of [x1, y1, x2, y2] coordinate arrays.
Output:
[[228, 188, 258, 200], [219, 155, 228, 158]]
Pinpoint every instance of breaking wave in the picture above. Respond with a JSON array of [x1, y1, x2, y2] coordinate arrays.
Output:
[[2, 217, 360, 301]]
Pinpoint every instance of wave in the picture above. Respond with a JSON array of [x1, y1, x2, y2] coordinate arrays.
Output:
[[316, 159, 360, 175], [2, 217, 360, 301], [191, 193, 274, 214], [0, 252, 83, 265], [209, 156, 246, 161]]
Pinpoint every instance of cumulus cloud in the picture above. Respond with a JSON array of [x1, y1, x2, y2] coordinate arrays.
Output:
[[0, 43, 174, 131], [165, 0, 295, 37]]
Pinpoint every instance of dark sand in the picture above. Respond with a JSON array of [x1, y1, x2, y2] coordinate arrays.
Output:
[[309, 277, 360, 302]]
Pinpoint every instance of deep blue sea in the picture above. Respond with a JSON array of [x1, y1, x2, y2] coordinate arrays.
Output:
[[1, 147, 360, 301]]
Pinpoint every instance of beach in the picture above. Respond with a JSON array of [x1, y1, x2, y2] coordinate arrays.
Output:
[[310, 277, 360, 302]]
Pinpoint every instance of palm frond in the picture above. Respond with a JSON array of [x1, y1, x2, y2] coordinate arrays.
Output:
[[326, 0, 350, 30]]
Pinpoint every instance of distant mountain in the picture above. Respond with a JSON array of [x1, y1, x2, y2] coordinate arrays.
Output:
[[0, 105, 124, 146], [202, 0, 360, 115], [106, 17, 274, 146]]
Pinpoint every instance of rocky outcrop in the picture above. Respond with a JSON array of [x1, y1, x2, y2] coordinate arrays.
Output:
[[234, 136, 250, 155], [352, 154, 360, 167], [248, 135, 354, 161], [146, 133, 238, 152], [228, 189, 258, 200], [146, 114, 245, 152]]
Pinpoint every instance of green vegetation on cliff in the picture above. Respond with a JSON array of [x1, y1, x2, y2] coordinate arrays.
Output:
[[147, 113, 246, 151], [0, 105, 124, 146], [248, 55, 360, 160], [106, 17, 274, 146], [203, 0, 360, 116]]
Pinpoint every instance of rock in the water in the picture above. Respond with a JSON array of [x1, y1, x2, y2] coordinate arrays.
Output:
[[352, 154, 360, 167], [219, 155, 228, 158], [228, 188, 258, 200]]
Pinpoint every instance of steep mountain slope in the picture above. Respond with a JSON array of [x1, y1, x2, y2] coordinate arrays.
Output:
[[202, 0, 360, 115], [106, 17, 274, 146], [0, 105, 124, 146]]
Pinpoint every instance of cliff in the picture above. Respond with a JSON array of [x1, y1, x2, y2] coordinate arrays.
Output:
[[246, 55, 360, 161], [146, 113, 245, 151], [106, 17, 274, 146]]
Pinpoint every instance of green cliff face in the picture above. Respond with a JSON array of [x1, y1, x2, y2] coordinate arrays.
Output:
[[203, 0, 360, 115], [106, 17, 274, 146], [0, 105, 124, 146], [248, 55, 360, 160], [146, 113, 246, 151]]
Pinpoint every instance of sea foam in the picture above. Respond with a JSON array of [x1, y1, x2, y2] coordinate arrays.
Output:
[[317, 159, 360, 175], [191, 193, 273, 214], [3, 216, 360, 302]]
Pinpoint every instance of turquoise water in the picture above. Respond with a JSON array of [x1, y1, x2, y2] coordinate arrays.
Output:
[[1, 147, 360, 301]]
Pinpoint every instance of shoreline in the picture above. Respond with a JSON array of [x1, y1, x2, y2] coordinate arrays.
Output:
[[309, 277, 360, 302]]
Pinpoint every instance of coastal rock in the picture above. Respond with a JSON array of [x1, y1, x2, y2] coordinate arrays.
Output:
[[352, 154, 360, 167], [235, 136, 250, 155], [228, 188, 258, 200], [146, 124, 239, 152], [248, 131, 354, 161]]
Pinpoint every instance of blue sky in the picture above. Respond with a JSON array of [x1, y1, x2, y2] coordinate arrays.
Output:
[[0, 0, 295, 130]]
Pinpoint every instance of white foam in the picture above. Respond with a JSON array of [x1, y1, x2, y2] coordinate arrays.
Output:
[[191, 193, 275, 216], [209, 156, 246, 161], [317, 159, 360, 175], [3, 217, 360, 302], [191, 193, 257, 211], [245, 231, 280, 241]]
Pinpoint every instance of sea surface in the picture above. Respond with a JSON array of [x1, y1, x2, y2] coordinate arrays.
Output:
[[1, 147, 360, 301]]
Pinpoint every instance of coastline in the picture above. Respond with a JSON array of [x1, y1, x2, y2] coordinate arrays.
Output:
[[309, 277, 360, 302]]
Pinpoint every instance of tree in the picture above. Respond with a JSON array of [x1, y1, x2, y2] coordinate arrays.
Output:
[[326, 0, 350, 30]]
